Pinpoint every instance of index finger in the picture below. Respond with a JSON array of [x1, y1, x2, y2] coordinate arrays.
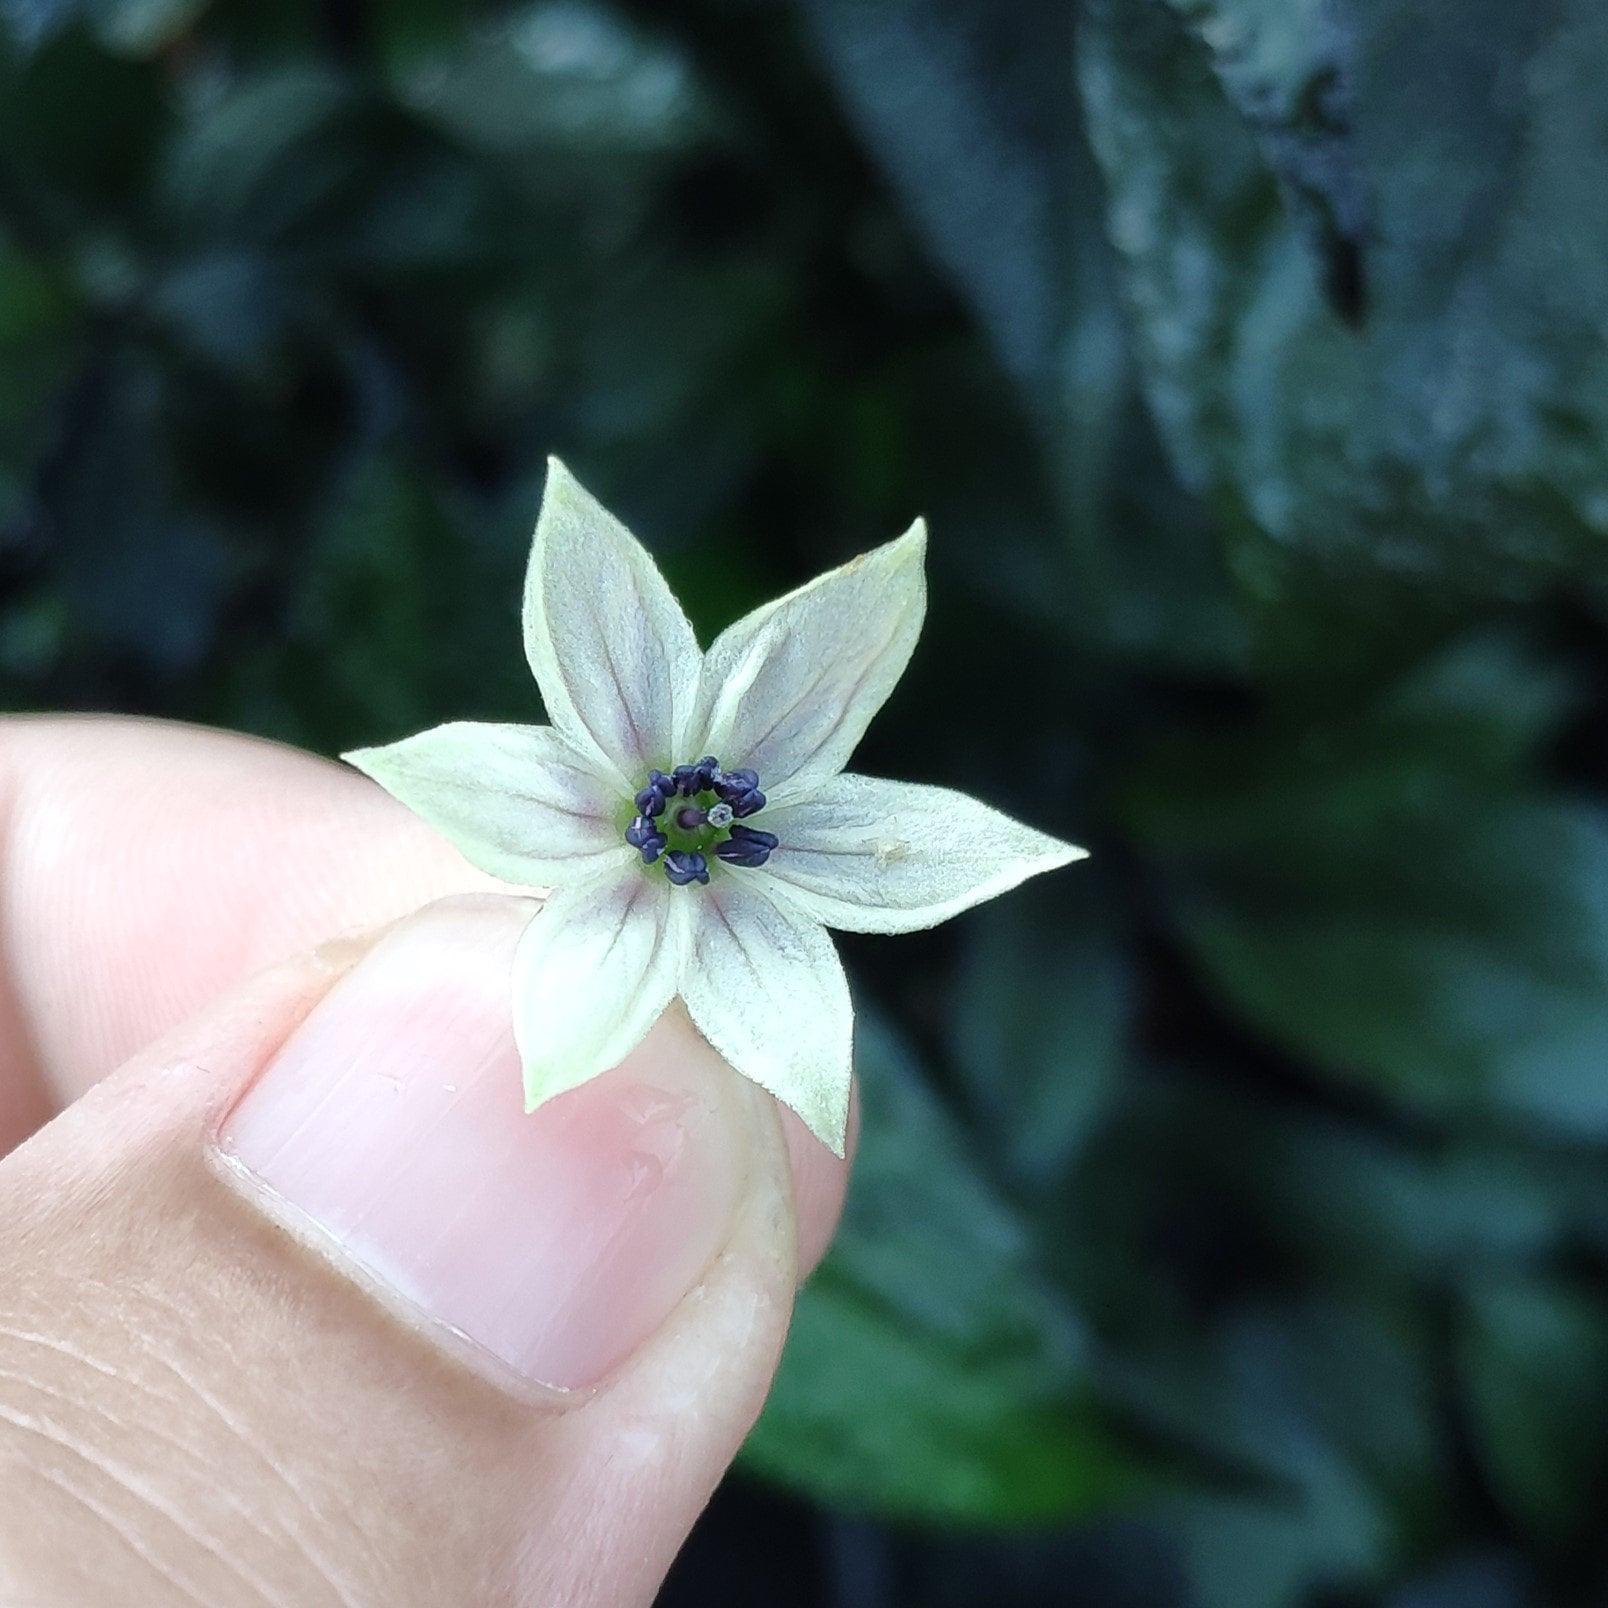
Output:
[[0, 714, 498, 1127]]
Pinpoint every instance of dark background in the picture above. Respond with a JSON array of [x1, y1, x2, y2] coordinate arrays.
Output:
[[5, 1, 1608, 1604]]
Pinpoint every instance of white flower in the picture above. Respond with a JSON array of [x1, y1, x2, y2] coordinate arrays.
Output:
[[345, 460, 1085, 1153]]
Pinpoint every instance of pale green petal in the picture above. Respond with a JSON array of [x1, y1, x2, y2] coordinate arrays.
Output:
[[691, 520, 926, 802], [679, 881, 853, 1154], [512, 865, 687, 1110], [522, 459, 702, 786], [758, 773, 1086, 934], [344, 721, 629, 886]]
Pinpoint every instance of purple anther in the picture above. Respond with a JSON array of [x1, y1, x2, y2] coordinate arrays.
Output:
[[634, 785, 666, 818], [671, 764, 702, 796], [713, 823, 778, 868], [714, 768, 758, 801], [691, 755, 720, 791], [729, 787, 766, 818], [662, 849, 710, 886], [647, 769, 677, 798], [625, 815, 667, 863]]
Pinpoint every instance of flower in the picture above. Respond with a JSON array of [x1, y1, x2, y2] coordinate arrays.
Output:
[[344, 460, 1085, 1154]]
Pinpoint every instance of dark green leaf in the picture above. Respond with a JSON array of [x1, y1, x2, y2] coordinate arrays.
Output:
[[743, 1012, 1142, 1523], [0, 25, 169, 215], [1081, 0, 1608, 599], [1123, 645, 1608, 1135], [1459, 1274, 1608, 1544], [398, 2, 712, 165], [800, 0, 1245, 672], [951, 875, 1130, 1202], [1126, 1299, 1410, 1608]]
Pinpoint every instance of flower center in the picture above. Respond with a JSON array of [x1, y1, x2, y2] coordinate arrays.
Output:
[[623, 757, 778, 886]]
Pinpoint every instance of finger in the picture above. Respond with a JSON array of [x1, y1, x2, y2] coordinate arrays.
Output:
[[0, 715, 494, 1110], [0, 895, 830, 1607], [0, 716, 850, 1273]]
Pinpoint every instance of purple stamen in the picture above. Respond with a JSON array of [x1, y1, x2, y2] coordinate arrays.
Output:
[[713, 823, 779, 868], [714, 768, 758, 801], [625, 815, 667, 863], [663, 849, 710, 886], [626, 759, 774, 881]]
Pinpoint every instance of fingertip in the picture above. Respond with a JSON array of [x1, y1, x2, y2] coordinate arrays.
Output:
[[781, 1083, 856, 1280]]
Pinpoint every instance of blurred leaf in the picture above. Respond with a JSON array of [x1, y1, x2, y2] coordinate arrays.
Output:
[[0, 24, 168, 215], [45, 357, 232, 672], [951, 874, 1130, 1202], [744, 1011, 1142, 1523], [796, 0, 1075, 408], [1081, 0, 1608, 600], [147, 250, 306, 372], [212, 455, 531, 749], [399, 1, 711, 166], [1459, 1274, 1608, 1545], [84, 0, 203, 53], [1386, 1552, 1538, 1608], [799, 0, 1244, 672], [1128, 1300, 1409, 1608], [0, 234, 80, 519], [1373, 632, 1577, 781], [1173, 791, 1608, 1135], [155, 66, 370, 246], [1123, 640, 1608, 1136], [0, 0, 205, 54], [1224, 1111, 1565, 1289]]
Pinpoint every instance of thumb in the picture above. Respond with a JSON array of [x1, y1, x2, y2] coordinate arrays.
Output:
[[0, 895, 850, 1607]]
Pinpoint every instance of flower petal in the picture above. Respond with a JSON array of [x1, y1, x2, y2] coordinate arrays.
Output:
[[759, 773, 1086, 934], [513, 864, 687, 1110], [692, 520, 927, 801], [522, 458, 702, 785], [679, 881, 852, 1154], [344, 721, 629, 886]]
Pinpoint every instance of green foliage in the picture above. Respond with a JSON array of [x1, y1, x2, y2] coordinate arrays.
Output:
[[1081, 0, 1608, 606], [7, 1, 1608, 1602], [747, 1012, 1141, 1524]]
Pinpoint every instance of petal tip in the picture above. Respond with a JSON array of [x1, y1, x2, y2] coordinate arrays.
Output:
[[520, 1046, 561, 1115], [341, 744, 382, 775], [538, 455, 586, 518], [787, 1094, 850, 1157], [890, 516, 927, 565]]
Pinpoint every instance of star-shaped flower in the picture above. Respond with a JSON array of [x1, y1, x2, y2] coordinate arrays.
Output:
[[345, 461, 1084, 1153]]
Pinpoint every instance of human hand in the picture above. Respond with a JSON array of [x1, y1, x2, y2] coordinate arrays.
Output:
[[0, 717, 851, 1606]]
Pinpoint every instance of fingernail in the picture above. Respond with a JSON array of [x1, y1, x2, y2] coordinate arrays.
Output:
[[215, 895, 750, 1393]]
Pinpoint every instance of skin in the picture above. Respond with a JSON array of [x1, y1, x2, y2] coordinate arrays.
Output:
[[0, 716, 853, 1606]]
